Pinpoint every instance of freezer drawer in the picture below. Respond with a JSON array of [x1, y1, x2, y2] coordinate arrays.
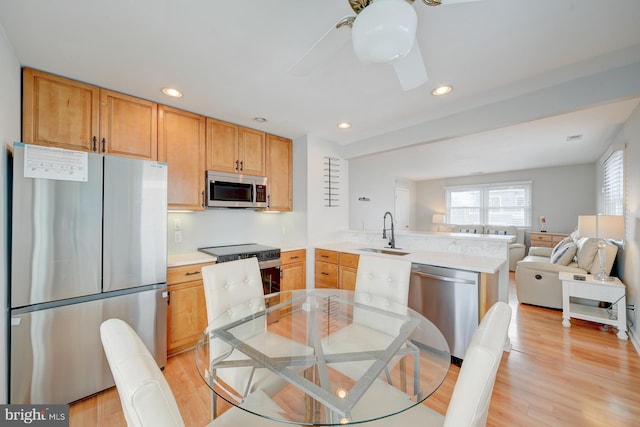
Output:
[[409, 264, 479, 360], [9, 285, 167, 404]]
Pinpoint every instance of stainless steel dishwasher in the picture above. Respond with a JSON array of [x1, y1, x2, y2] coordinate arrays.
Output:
[[409, 263, 480, 362]]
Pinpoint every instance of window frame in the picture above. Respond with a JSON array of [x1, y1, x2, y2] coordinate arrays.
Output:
[[445, 181, 532, 227]]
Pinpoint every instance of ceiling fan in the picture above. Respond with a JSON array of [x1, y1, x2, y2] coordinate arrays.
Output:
[[288, 0, 479, 91]]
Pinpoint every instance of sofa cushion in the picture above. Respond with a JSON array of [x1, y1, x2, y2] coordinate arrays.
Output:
[[576, 237, 600, 271], [550, 239, 577, 265]]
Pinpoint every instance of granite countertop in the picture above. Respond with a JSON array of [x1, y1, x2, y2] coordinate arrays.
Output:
[[315, 242, 506, 274], [167, 252, 216, 267]]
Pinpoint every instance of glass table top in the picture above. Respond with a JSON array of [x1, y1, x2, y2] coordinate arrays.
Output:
[[195, 289, 450, 425]]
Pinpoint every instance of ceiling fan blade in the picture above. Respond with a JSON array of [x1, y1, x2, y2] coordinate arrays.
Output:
[[392, 40, 428, 91], [287, 18, 352, 76]]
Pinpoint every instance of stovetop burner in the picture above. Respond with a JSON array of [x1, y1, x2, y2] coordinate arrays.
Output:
[[198, 243, 280, 263]]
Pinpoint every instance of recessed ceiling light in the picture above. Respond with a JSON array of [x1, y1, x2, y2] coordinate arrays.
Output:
[[161, 87, 183, 98], [337, 121, 351, 129], [431, 85, 453, 96], [253, 117, 268, 123]]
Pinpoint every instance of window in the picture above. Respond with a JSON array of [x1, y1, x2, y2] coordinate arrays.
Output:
[[602, 147, 624, 215], [446, 181, 531, 226]]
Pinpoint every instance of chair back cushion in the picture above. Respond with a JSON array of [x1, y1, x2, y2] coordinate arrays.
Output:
[[442, 346, 500, 427], [353, 255, 412, 336], [444, 301, 511, 427], [100, 319, 185, 427], [201, 257, 265, 324]]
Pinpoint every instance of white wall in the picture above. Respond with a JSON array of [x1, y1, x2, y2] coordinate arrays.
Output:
[[349, 158, 416, 232], [303, 135, 349, 286], [414, 164, 596, 238], [609, 103, 640, 349], [0, 23, 21, 404], [167, 209, 304, 253]]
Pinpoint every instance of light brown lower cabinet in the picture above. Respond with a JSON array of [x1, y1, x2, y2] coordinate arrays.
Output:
[[338, 252, 359, 291], [315, 249, 360, 290], [167, 262, 214, 356]]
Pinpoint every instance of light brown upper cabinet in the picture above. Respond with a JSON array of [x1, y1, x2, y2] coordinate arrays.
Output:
[[22, 68, 158, 160], [265, 134, 292, 211], [205, 118, 266, 176], [158, 105, 206, 211], [99, 90, 157, 160], [23, 68, 99, 152]]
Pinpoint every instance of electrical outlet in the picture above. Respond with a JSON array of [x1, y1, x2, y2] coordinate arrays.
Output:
[[174, 230, 182, 243], [174, 218, 181, 230]]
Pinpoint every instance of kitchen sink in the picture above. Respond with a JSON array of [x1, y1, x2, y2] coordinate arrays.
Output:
[[358, 248, 410, 256]]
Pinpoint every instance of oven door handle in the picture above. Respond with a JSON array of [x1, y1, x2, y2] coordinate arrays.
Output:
[[258, 259, 281, 269]]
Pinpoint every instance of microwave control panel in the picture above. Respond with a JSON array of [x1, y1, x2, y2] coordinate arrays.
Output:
[[256, 184, 267, 203]]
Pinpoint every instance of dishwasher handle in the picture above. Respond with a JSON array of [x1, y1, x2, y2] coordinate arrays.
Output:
[[411, 270, 476, 285]]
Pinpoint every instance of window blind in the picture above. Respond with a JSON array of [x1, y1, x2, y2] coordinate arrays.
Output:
[[602, 148, 624, 215]]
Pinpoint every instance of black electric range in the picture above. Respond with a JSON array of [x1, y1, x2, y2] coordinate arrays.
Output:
[[198, 243, 282, 294], [198, 243, 280, 263]]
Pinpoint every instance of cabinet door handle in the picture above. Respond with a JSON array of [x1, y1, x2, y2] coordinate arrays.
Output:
[[185, 271, 201, 276], [92, 136, 97, 152], [290, 256, 299, 260], [101, 138, 106, 153], [321, 255, 329, 258], [239, 161, 243, 171], [201, 190, 205, 208], [321, 272, 329, 276], [235, 160, 239, 170]]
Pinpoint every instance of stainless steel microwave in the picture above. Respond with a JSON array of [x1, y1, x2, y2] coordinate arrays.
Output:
[[206, 171, 268, 208]]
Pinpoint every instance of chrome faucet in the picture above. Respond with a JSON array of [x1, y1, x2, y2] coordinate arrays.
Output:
[[383, 211, 396, 249]]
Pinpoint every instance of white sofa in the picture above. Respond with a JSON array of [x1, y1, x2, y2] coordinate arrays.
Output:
[[515, 234, 618, 309], [438, 224, 526, 271]]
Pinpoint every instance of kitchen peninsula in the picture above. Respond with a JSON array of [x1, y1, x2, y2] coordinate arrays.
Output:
[[316, 229, 512, 360]]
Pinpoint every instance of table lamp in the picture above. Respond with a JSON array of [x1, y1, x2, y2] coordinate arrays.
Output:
[[432, 214, 446, 232], [432, 213, 446, 225], [577, 215, 624, 281]]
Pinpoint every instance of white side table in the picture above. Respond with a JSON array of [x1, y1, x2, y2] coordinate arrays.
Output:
[[560, 272, 627, 340]]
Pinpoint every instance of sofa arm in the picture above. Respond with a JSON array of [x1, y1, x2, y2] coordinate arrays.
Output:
[[508, 243, 526, 272], [515, 261, 585, 275], [528, 246, 553, 257]]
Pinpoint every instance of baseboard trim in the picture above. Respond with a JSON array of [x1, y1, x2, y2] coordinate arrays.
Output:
[[628, 327, 640, 356]]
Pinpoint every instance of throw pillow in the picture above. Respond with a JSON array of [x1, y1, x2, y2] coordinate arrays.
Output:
[[486, 228, 508, 235], [576, 237, 600, 271], [550, 240, 577, 265]]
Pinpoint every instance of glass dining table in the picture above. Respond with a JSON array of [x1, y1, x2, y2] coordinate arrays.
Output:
[[194, 289, 450, 425]]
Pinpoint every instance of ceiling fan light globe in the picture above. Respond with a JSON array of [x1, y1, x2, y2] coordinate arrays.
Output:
[[352, 0, 418, 64]]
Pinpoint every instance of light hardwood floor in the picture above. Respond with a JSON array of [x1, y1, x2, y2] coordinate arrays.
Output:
[[70, 274, 640, 426]]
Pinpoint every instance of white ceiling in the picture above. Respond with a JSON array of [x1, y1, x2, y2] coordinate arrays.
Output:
[[1, 0, 639, 180]]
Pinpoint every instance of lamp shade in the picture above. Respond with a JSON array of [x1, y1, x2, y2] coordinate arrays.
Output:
[[577, 215, 597, 238], [352, 0, 417, 64], [432, 214, 446, 224], [578, 215, 624, 240]]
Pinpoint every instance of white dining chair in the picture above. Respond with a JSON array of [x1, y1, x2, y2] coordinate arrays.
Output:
[[201, 257, 312, 414], [356, 301, 512, 427], [321, 254, 413, 380], [99, 318, 285, 427]]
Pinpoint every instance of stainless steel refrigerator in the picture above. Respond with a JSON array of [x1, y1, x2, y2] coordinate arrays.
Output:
[[8, 142, 168, 404]]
